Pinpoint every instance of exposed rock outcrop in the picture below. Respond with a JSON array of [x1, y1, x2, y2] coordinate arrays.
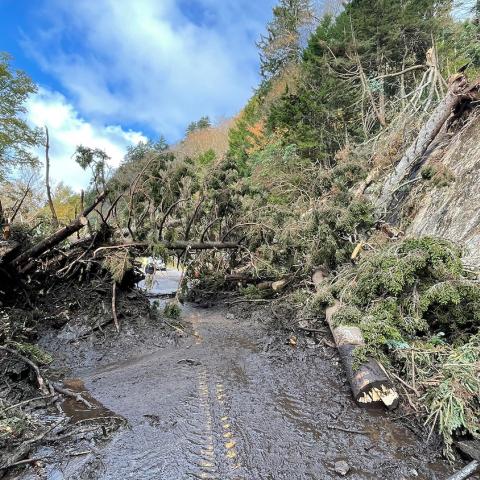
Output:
[[406, 115, 480, 268]]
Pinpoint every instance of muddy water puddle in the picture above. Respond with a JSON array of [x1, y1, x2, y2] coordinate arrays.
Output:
[[60, 379, 120, 425]]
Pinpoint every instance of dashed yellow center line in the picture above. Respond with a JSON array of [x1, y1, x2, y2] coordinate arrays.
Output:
[[188, 314, 243, 478], [215, 382, 243, 471], [189, 312, 203, 345], [195, 368, 217, 477]]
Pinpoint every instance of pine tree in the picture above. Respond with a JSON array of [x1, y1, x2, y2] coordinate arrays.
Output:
[[257, 0, 315, 81], [267, 0, 453, 157], [196, 116, 211, 129], [186, 116, 211, 136]]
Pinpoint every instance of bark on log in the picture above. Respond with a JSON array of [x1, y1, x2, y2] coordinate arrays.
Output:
[[326, 302, 399, 409], [163, 241, 239, 250], [312, 267, 329, 290], [224, 273, 272, 283], [11, 191, 107, 271], [376, 75, 472, 213], [110, 240, 239, 251]]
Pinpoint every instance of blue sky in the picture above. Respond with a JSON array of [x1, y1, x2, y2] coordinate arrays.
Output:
[[0, 0, 276, 188]]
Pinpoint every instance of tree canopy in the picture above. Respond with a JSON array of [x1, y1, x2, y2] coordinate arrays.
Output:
[[0, 53, 41, 178]]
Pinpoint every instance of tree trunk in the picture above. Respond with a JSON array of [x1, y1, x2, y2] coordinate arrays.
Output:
[[0, 198, 4, 226], [11, 191, 107, 271], [103, 240, 239, 252], [326, 302, 399, 409], [45, 126, 59, 227], [158, 240, 239, 250], [376, 75, 470, 213]]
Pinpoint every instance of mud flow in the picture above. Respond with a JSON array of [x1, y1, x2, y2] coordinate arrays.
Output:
[[24, 270, 456, 479]]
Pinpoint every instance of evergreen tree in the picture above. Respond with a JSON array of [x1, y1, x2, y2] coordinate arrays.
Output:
[[257, 0, 315, 81], [0, 53, 41, 178], [186, 121, 198, 135], [186, 116, 211, 136], [196, 116, 211, 129], [267, 0, 453, 158]]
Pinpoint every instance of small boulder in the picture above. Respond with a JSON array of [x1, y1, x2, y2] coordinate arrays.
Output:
[[334, 460, 350, 476]]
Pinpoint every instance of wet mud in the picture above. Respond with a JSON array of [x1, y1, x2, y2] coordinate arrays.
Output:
[[22, 270, 458, 479]]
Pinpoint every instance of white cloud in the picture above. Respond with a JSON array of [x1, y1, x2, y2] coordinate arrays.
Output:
[[22, 0, 276, 141], [27, 88, 147, 191]]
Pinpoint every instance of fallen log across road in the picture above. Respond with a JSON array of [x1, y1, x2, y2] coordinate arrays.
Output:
[[326, 301, 399, 409], [93, 241, 240, 256], [93, 240, 240, 256], [9, 185, 240, 274]]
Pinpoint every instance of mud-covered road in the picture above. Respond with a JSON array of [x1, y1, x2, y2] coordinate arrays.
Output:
[[28, 271, 456, 479]]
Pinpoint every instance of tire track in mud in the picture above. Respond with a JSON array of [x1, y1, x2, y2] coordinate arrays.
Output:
[[187, 310, 246, 479]]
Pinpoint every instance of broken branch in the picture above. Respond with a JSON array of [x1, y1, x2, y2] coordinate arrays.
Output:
[[11, 191, 107, 271]]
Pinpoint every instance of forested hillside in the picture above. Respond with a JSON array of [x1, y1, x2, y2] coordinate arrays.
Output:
[[1, 0, 480, 473]]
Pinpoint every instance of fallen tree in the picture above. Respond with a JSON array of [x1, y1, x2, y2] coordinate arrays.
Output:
[[92, 241, 240, 257], [326, 302, 399, 409], [11, 191, 108, 272], [376, 74, 479, 213], [317, 237, 480, 458]]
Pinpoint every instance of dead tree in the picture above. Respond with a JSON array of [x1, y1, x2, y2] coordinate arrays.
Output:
[[44, 126, 58, 227], [376, 74, 479, 213]]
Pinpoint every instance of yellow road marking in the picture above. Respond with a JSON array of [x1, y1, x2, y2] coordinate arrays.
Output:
[[195, 369, 217, 477], [214, 381, 244, 474]]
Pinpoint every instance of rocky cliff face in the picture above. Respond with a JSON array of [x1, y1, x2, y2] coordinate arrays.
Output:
[[405, 114, 480, 267]]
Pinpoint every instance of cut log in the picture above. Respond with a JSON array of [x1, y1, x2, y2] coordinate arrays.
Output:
[[11, 191, 107, 272], [257, 281, 273, 290], [272, 279, 287, 292], [326, 302, 399, 409], [376, 75, 478, 213]]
